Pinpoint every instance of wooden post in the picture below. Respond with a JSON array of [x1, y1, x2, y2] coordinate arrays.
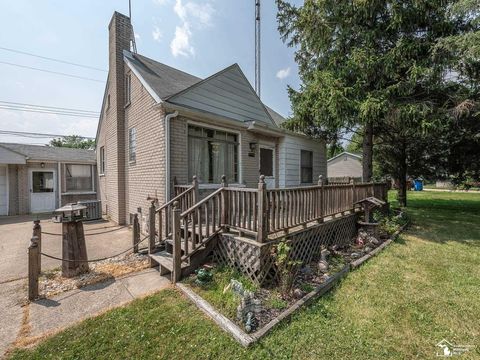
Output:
[[257, 175, 267, 243], [221, 175, 229, 230], [33, 220, 41, 275], [28, 236, 39, 300], [133, 213, 140, 253], [149, 201, 156, 255], [317, 175, 324, 223], [351, 178, 356, 212], [172, 201, 181, 283], [192, 175, 199, 203]]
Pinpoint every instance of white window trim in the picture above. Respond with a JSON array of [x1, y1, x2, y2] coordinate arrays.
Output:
[[65, 164, 95, 193], [99, 146, 106, 176], [186, 120, 242, 185]]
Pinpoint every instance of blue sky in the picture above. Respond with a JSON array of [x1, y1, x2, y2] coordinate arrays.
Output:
[[0, 0, 302, 144]]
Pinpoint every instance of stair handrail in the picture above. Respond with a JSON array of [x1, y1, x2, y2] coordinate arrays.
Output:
[[180, 187, 223, 218], [155, 185, 194, 214]]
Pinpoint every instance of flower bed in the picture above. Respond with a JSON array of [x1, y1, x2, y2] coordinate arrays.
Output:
[[179, 210, 408, 346]]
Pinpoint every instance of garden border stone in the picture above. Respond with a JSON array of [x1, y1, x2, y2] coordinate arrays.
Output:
[[177, 216, 408, 347]]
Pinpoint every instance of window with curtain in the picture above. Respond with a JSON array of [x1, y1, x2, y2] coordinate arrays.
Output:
[[188, 125, 239, 184], [301, 150, 313, 183], [66, 164, 93, 192]]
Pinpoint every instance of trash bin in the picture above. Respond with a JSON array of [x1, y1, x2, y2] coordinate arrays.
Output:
[[414, 179, 423, 191]]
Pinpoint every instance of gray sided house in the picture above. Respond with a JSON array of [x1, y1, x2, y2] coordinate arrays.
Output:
[[96, 12, 327, 225], [327, 152, 363, 181], [0, 143, 97, 215]]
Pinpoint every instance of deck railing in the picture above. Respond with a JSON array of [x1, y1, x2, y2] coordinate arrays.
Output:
[[154, 175, 388, 252]]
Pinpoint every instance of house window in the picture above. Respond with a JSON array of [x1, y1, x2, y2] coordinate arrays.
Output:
[[99, 146, 105, 174], [301, 150, 313, 183], [129, 127, 136, 163], [125, 74, 131, 105], [66, 164, 93, 192], [188, 125, 239, 184]]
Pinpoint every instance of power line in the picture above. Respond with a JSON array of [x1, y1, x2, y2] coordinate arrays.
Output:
[[0, 46, 107, 72], [0, 105, 100, 118], [0, 101, 100, 115], [0, 130, 95, 140], [0, 61, 105, 83]]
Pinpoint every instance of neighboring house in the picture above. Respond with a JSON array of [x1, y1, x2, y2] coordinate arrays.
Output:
[[0, 143, 96, 215], [96, 12, 327, 225], [327, 152, 363, 181]]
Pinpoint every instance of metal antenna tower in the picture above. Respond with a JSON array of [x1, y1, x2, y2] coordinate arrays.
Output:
[[255, 0, 261, 98]]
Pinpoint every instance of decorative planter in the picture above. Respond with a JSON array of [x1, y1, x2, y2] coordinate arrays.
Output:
[[357, 220, 380, 238]]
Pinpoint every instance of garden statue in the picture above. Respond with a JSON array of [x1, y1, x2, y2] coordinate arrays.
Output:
[[245, 311, 258, 333], [195, 268, 213, 286], [318, 248, 330, 273]]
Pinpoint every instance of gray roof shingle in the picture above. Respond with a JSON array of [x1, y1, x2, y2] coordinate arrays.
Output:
[[126, 52, 201, 100], [0, 143, 96, 163]]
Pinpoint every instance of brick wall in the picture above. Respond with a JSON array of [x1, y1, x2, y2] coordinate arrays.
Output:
[[124, 69, 166, 222], [7, 165, 18, 215], [169, 115, 279, 189]]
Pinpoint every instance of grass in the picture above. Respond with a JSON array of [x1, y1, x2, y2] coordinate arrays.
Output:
[[9, 191, 480, 359], [183, 266, 258, 320]]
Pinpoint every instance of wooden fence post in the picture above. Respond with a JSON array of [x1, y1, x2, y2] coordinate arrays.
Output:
[[351, 178, 356, 212], [149, 201, 156, 256], [221, 175, 229, 230], [33, 220, 41, 275], [28, 236, 39, 300], [317, 175, 324, 223], [133, 213, 140, 253], [257, 175, 267, 242], [172, 201, 181, 283], [192, 175, 199, 203]]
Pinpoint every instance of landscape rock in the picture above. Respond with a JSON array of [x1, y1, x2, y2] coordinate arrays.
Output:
[[293, 288, 306, 299]]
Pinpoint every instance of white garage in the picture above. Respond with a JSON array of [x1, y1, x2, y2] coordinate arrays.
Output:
[[0, 165, 7, 215]]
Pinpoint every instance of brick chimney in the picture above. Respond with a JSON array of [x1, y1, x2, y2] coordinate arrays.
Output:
[[106, 12, 132, 224]]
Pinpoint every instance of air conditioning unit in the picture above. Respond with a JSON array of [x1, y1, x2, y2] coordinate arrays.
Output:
[[77, 200, 102, 221]]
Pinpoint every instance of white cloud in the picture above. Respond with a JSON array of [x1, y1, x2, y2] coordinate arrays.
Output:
[[171, 23, 194, 57], [276, 67, 291, 80], [174, 0, 214, 26], [135, 33, 141, 40], [170, 0, 214, 57], [152, 26, 162, 42]]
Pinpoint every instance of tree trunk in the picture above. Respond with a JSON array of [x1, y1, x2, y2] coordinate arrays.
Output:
[[397, 141, 408, 207], [362, 122, 374, 182]]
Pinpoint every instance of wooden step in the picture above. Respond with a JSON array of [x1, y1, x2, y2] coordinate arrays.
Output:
[[149, 250, 188, 274]]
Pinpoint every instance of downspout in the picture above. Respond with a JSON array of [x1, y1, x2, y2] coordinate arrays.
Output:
[[165, 111, 179, 202]]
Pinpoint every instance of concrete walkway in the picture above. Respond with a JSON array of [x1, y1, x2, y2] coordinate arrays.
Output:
[[1, 268, 169, 358]]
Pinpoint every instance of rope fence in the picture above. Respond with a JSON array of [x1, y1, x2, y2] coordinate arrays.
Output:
[[40, 235, 149, 263]]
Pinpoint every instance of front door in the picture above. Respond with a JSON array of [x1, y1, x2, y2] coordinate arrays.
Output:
[[259, 146, 275, 188], [30, 170, 56, 213]]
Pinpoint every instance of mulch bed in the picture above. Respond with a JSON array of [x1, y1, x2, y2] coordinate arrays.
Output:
[[38, 252, 150, 298]]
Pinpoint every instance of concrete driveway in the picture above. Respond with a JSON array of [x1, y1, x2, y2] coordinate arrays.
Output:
[[0, 214, 132, 283], [0, 214, 134, 356]]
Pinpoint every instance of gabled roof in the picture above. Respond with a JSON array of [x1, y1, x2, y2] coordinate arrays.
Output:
[[124, 52, 278, 127], [166, 64, 276, 126], [327, 151, 362, 163], [125, 51, 201, 100], [0, 143, 96, 163]]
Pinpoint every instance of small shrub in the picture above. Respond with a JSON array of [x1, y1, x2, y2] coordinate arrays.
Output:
[[274, 240, 301, 298]]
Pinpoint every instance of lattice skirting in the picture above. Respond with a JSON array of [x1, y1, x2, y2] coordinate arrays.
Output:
[[213, 213, 359, 286]]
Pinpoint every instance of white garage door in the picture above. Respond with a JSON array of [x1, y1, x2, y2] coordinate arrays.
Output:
[[0, 166, 7, 215]]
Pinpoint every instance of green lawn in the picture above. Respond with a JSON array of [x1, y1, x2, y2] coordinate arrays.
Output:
[[10, 191, 480, 359]]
